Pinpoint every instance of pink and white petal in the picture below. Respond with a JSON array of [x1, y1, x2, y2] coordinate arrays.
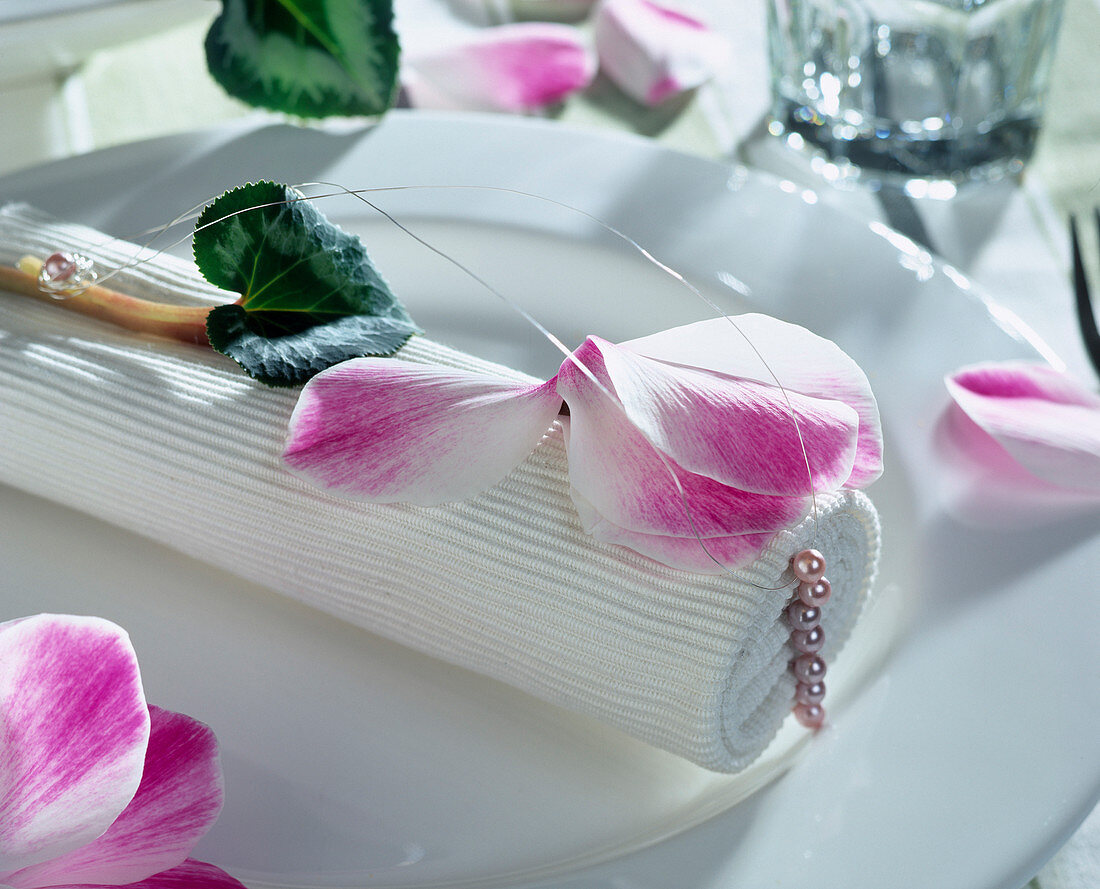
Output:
[[6, 707, 223, 889], [571, 487, 776, 572], [403, 23, 595, 113], [41, 858, 248, 889], [556, 355, 812, 537], [285, 358, 562, 505], [622, 315, 883, 488], [574, 337, 860, 495], [0, 615, 149, 874], [594, 0, 731, 105], [948, 361, 1100, 407], [945, 362, 1100, 492]]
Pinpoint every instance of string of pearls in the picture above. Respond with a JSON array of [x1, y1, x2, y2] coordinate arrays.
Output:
[[788, 548, 832, 729]]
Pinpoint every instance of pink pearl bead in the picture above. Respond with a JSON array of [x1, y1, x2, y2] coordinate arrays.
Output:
[[794, 702, 826, 729], [786, 600, 821, 632], [791, 624, 825, 654], [796, 680, 826, 705], [43, 252, 76, 282], [791, 548, 826, 584], [798, 576, 832, 607], [792, 653, 826, 683]]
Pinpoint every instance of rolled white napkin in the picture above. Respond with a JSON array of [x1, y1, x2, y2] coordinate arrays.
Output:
[[0, 203, 880, 772]]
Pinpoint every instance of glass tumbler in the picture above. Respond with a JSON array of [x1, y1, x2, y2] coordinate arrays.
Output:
[[766, 0, 1067, 186]]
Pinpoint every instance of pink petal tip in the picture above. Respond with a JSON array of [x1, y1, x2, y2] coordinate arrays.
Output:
[[945, 361, 1100, 493], [403, 23, 596, 113]]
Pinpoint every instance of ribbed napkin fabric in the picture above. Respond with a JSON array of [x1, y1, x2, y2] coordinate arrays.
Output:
[[0, 203, 880, 772]]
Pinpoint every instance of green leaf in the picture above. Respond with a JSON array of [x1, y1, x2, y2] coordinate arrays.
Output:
[[206, 306, 416, 387], [205, 0, 400, 118], [195, 181, 419, 387]]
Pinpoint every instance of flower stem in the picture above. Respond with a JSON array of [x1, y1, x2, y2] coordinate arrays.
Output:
[[0, 257, 212, 346]]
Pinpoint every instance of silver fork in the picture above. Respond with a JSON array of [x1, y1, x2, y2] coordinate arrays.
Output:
[[1070, 211, 1100, 376]]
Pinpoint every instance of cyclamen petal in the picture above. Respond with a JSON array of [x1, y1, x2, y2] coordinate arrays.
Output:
[[285, 358, 562, 505], [581, 336, 860, 495], [556, 347, 812, 539], [571, 487, 776, 573], [6, 707, 224, 888], [945, 361, 1100, 492], [403, 23, 596, 112], [0, 615, 149, 874], [41, 858, 248, 889], [623, 315, 883, 488], [594, 0, 731, 105]]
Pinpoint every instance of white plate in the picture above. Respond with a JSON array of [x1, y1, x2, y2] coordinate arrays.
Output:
[[1, 112, 1097, 889]]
